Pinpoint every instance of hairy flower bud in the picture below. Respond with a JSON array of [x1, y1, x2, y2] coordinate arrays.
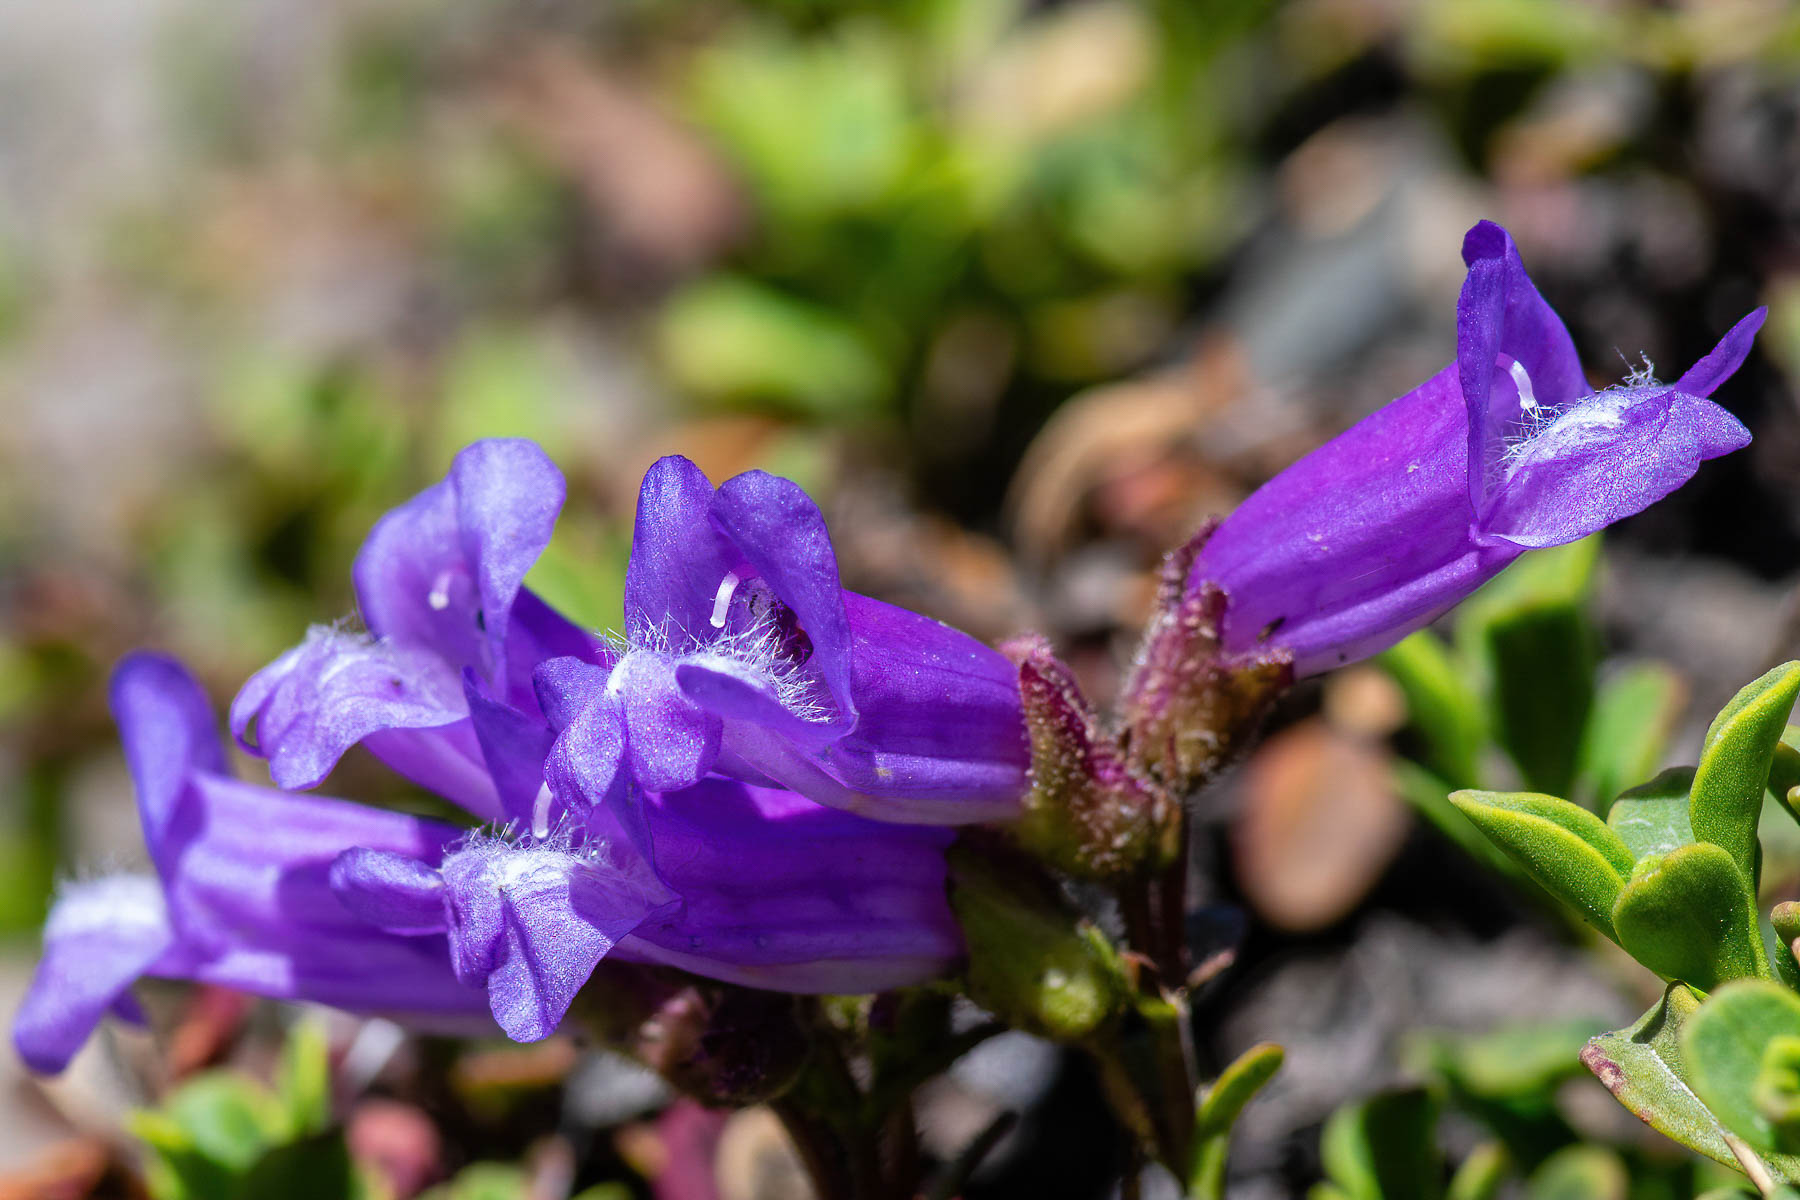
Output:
[[1007, 636, 1178, 878], [1118, 528, 1293, 794]]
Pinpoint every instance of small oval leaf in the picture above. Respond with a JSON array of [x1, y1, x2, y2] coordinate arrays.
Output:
[[1582, 984, 1800, 1182], [1449, 790, 1633, 937], [1690, 663, 1800, 886], [1611, 843, 1768, 991], [1606, 767, 1696, 861], [1683, 980, 1800, 1155]]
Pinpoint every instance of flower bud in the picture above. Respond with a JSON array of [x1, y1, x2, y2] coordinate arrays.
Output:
[[1008, 636, 1178, 878], [1119, 528, 1293, 794], [947, 841, 1130, 1042]]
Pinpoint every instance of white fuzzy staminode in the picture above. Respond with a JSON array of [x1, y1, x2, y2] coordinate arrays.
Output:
[[611, 597, 833, 724]]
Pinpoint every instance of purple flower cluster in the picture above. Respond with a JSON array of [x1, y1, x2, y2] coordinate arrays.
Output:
[[17, 441, 1025, 1066], [13, 221, 1762, 1070]]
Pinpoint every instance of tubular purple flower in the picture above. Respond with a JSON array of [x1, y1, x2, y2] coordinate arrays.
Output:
[[545, 455, 1028, 830], [229, 439, 602, 823], [18, 655, 966, 1065], [1190, 220, 1762, 677], [331, 778, 963, 1042], [13, 654, 493, 1075]]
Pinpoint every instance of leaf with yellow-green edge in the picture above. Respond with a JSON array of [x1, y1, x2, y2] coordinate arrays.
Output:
[[1611, 842, 1769, 991], [1691, 663, 1800, 888], [1684, 980, 1800, 1157], [1189, 1042, 1283, 1200], [1449, 790, 1633, 938], [1606, 767, 1696, 861], [1582, 983, 1800, 1183]]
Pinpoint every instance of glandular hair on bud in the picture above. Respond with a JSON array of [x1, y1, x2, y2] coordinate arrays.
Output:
[[1008, 636, 1178, 879], [1118, 537, 1292, 794]]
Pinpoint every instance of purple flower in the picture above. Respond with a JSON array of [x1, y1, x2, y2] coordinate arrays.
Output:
[[544, 455, 1027, 830], [333, 778, 962, 1041], [230, 439, 601, 824], [17, 655, 964, 1064], [1191, 220, 1761, 678], [13, 654, 493, 1074]]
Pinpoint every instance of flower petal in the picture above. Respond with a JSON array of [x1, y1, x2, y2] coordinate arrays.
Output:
[[1457, 221, 1590, 513], [440, 841, 664, 1042], [329, 849, 448, 936], [110, 653, 229, 866], [615, 652, 721, 794], [534, 656, 609, 731], [229, 627, 495, 813], [1674, 307, 1768, 398], [622, 456, 738, 642], [13, 877, 177, 1074], [542, 683, 657, 860], [354, 439, 565, 686], [500, 589, 608, 711], [1481, 388, 1752, 549], [1192, 366, 1515, 675], [622, 779, 961, 991], [463, 669, 558, 827], [708, 471, 856, 721]]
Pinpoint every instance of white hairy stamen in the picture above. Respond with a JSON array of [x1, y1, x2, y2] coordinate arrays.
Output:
[[709, 572, 742, 630]]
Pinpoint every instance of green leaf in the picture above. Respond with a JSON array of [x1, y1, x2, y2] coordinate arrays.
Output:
[[1691, 663, 1800, 887], [1392, 762, 1521, 882], [1448, 790, 1633, 937], [1768, 728, 1800, 827], [948, 845, 1129, 1041], [162, 1075, 286, 1172], [233, 1132, 358, 1200], [1611, 842, 1769, 990], [1318, 1088, 1440, 1200], [1380, 632, 1486, 787], [1189, 1042, 1283, 1199], [1606, 767, 1697, 861], [1525, 1146, 1626, 1200], [1582, 984, 1800, 1180], [276, 1021, 331, 1140], [1457, 537, 1600, 798], [1445, 1143, 1509, 1200], [1756, 1036, 1800, 1151], [656, 276, 890, 419], [129, 1110, 238, 1200], [1408, 1019, 1596, 1101], [418, 1164, 529, 1200], [1578, 662, 1686, 814], [1684, 980, 1800, 1156]]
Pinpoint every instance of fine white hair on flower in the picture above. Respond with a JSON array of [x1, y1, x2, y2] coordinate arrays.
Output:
[[611, 611, 834, 724], [448, 810, 638, 875], [1496, 352, 1663, 482]]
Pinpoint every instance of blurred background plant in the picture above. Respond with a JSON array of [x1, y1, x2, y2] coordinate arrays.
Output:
[[8, 0, 1800, 1195]]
